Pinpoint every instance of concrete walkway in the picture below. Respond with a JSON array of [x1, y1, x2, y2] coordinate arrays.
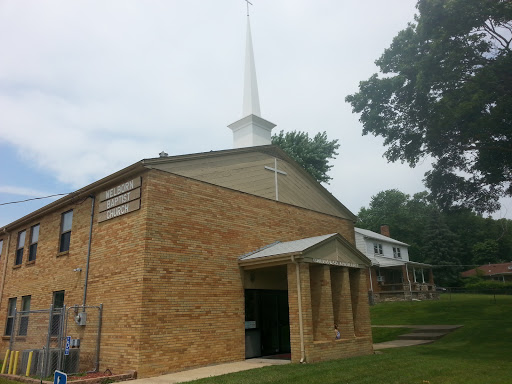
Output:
[[127, 325, 463, 383], [127, 358, 290, 384]]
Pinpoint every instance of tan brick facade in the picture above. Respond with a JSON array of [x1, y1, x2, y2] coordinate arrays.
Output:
[[0, 160, 373, 378]]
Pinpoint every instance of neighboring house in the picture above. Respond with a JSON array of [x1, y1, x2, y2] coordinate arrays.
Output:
[[355, 226, 439, 303], [461, 262, 512, 282]]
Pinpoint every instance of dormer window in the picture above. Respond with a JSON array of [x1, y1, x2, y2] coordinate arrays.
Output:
[[373, 243, 383, 255], [393, 247, 402, 259]]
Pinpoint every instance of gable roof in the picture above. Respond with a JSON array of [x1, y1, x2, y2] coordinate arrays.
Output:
[[239, 233, 336, 261], [355, 228, 409, 247], [239, 233, 371, 269], [143, 145, 356, 220], [461, 262, 512, 277], [2, 146, 355, 232]]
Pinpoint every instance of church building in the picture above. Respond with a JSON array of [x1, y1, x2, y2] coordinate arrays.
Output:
[[0, 12, 374, 379]]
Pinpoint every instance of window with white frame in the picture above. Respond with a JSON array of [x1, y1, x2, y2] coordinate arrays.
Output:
[[16, 230, 26, 265], [29, 224, 39, 262], [373, 243, 383, 255], [393, 247, 402, 259], [59, 210, 73, 253]]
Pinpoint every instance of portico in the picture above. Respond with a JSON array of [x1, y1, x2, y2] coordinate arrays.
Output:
[[239, 234, 374, 363]]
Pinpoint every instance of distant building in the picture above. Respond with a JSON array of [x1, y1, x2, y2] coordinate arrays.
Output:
[[355, 226, 439, 303], [461, 262, 512, 283]]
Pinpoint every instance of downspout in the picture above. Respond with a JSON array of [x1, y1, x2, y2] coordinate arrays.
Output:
[[0, 230, 11, 311], [405, 263, 412, 298], [291, 256, 305, 363], [368, 267, 374, 292], [82, 195, 95, 309]]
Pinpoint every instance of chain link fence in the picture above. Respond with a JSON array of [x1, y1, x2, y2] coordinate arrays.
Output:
[[5, 304, 102, 379]]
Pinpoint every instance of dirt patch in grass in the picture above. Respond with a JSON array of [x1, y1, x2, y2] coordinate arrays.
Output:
[[68, 372, 112, 381]]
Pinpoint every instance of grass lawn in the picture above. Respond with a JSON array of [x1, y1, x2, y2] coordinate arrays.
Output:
[[371, 327, 411, 343], [0, 379, 20, 384], [191, 294, 512, 384]]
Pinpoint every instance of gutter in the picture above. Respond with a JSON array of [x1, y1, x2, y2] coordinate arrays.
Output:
[[291, 255, 305, 363]]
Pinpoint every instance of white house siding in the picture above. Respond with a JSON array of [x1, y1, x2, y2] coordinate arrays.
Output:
[[354, 228, 410, 262], [354, 232, 368, 257]]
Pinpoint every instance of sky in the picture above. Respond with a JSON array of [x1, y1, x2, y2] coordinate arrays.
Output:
[[1, 0, 510, 228]]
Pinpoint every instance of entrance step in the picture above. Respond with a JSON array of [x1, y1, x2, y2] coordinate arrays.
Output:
[[398, 332, 447, 340], [372, 325, 464, 350]]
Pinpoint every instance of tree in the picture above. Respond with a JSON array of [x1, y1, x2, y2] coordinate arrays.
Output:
[[421, 210, 462, 286], [346, 0, 512, 213], [472, 239, 501, 265], [357, 189, 437, 261], [271, 130, 340, 183]]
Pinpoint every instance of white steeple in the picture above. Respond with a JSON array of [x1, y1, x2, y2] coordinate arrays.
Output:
[[242, 17, 261, 117], [228, 9, 276, 148]]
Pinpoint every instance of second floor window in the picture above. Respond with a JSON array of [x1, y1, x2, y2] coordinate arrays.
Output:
[[16, 230, 26, 265], [60, 210, 73, 252], [29, 224, 40, 262], [373, 243, 383, 255], [393, 247, 402, 259]]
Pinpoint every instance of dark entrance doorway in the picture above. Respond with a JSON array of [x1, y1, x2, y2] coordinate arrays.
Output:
[[245, 289, 290, 358]]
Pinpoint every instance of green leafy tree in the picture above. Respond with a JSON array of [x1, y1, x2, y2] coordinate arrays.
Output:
[[472, 239, 501, 265], [357, 189, 436, 261], [421, 210, 462, 286], [271, 130, 340, 184], [346, 0, 512, 213]]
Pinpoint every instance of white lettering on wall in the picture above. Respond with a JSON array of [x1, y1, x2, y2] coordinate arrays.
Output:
[[105, 180, 134, 199], [106, 191, 132, 209], [106, 204, 130, 220], [311, 258, 361, 268]]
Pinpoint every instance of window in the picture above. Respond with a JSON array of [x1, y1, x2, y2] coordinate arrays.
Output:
[[29, 224, 40, 262], [51, 290, 65, 336], [59, 210, 73, 252], [373, 243, 383, 255], [5, 298, 17, 336], [393, 247, 402, 259], [18, 296, 31, 336], [16, 230, 26, 265]]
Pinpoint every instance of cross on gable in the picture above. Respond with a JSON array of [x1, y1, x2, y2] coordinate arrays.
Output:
[[264, 158, 287, 201]]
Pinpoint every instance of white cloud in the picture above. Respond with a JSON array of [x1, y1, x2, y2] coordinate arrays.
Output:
[[2, 1, 507, 222]]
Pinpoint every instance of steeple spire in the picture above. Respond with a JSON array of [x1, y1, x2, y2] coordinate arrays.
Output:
[[228, 5, 276, 149], [243, 17, 261, 117]]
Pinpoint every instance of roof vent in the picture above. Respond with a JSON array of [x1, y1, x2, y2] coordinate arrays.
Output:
[[159, 151, 168, 158]]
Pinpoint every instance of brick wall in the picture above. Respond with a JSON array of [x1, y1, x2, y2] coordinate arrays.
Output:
[[0, 173, 150, 374], [0, 167, 370, 378], [135, 170, 358, 376]]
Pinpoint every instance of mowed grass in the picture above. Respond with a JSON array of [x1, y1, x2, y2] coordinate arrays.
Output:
[[371, 327, 411, 343], [191, 294, 512, 384]]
